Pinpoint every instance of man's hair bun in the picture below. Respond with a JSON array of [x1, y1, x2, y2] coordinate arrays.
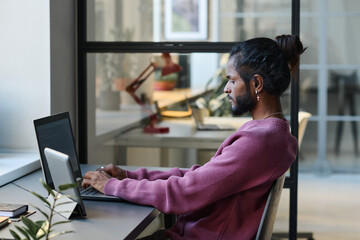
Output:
[[276, 35, 306, 73]]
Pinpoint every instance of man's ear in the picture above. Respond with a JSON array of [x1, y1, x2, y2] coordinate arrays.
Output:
[[253, 74, 264, 92]]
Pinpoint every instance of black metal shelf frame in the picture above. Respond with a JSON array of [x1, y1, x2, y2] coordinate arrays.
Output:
[[77, 1, 300, 239]]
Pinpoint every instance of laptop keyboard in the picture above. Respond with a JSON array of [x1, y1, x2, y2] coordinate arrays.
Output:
[[79, 186, 101, 196]]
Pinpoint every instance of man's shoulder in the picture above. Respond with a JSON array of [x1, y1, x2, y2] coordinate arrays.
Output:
[[239, 118, 289, 131]]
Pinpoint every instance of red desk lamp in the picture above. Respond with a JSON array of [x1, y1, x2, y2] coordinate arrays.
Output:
[[125, 53, 182, 133]]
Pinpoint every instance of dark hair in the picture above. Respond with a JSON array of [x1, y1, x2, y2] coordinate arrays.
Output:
[[229, 35, 305, 96]]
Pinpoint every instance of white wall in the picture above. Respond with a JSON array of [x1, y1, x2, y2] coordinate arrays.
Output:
[[0, 0, 50, 151], [191, 53, 219, 89]]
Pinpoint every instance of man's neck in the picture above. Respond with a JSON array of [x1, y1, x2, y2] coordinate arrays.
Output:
[[250, 96, 283, 120]]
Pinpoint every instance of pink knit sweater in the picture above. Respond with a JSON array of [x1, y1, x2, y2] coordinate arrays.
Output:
[[105, 118, 297, 240]]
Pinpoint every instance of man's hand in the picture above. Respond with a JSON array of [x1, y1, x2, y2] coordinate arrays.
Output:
[[81, 171, 111, 193], [97, 164, 126, 180]]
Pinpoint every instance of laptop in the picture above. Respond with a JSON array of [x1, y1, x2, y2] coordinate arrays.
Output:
[[44, 147, 87, 218], [191, 107, 235, 131], [33, 112, 121, 201]]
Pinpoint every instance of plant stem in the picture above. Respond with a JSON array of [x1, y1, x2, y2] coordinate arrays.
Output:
[[45, 192, 58, 240]]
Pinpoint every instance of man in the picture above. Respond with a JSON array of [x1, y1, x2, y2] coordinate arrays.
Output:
[[82, 35, 304, 240]]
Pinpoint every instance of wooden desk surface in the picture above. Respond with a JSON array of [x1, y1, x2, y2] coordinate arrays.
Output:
[[153, 88, 211, 109], [0, 165, 159, 240]]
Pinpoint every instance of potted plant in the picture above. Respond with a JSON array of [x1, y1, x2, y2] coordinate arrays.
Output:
[[97, 28, 135, 110], [9, 180, 77, 240], [194, 67, 233, 117], [98, 53, 121, 110], [109, 28, 135, 92]]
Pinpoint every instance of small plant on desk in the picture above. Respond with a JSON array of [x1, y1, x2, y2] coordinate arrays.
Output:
[[9, 180, 77, 240]]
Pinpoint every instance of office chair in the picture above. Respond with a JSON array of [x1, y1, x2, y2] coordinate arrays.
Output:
[[255, 172, 286, 240], [298, 111, 312, 149], [271, 111, 315, 240], [331, 71, 359, 156]]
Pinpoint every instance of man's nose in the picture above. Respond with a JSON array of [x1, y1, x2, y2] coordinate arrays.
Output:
[[224, 84, 231, 93]]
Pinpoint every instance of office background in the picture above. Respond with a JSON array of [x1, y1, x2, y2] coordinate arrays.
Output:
[[1, 0, 359, 172], [0, 0, 359, 239]]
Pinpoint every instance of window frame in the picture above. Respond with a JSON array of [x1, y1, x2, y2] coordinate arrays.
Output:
[[77, 1, 300, 239]]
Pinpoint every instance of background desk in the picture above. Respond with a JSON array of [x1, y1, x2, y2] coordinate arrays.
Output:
[[112, 117, 250, 166], [0, 165, 159, 240]]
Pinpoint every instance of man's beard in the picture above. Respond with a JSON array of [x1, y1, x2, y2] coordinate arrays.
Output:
[[231, 90, 255, 116]]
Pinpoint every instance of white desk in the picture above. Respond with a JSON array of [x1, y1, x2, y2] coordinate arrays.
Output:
[[113, 117, 251, 165], [0, 165, 160, 240], [95, 88, 212, 140]]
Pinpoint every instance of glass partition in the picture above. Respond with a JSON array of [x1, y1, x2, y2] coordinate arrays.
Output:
[[299, 121, 318, 169], [219, 0, 292, 41], [82, 0, 360, 173], [300, 17, 319, 65], [87, 0, 154, 41], [86, 51, 235, 163], [327, 121, 359, 171], [87, 0, 299, 42], [327, 17, 360, 65], [300, 70, 318, 116], [328, 0, 360, 13]]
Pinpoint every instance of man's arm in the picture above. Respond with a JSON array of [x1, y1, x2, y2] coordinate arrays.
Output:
[[104, 130, 289, 215], [125, 164, 201, 180], [81, 164, 202, 193]]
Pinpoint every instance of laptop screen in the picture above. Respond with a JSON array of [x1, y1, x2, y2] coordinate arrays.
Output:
[[34, 112, 82, 189]]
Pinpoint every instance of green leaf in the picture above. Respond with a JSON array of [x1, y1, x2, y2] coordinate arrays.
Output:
[[31, 205, 49, 219], [36, 232, 46, 240], [58, 183, 78, 192], [30, 191, 51, 208], [14, 225, 31, 240], [36, 221, 49, 239], [40, 179, 55, 196], [9, 229, 22, 240], [31, 220, 47, 239], [52, 220, 71, 227], [35, 220, 46, 228], [21, 216, 41, 237], [61, 194, 77, 200], [48, 230, 75, 239]]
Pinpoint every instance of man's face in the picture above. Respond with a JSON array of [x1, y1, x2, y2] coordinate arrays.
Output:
[[224, 57, 255, 116]]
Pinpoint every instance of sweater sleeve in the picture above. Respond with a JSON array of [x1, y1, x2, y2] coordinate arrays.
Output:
[[105, 123, 296, 215], [125, 165, 201, 181]]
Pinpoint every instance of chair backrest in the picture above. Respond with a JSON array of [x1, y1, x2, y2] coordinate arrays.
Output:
[[298, 111, 312, 149], [255, 172, 286, 240], [254, 112, 310, 239]]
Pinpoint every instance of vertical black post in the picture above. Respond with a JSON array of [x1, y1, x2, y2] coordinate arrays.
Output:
[[77, 0, 88, 164], [290, 0, 300, 239]]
